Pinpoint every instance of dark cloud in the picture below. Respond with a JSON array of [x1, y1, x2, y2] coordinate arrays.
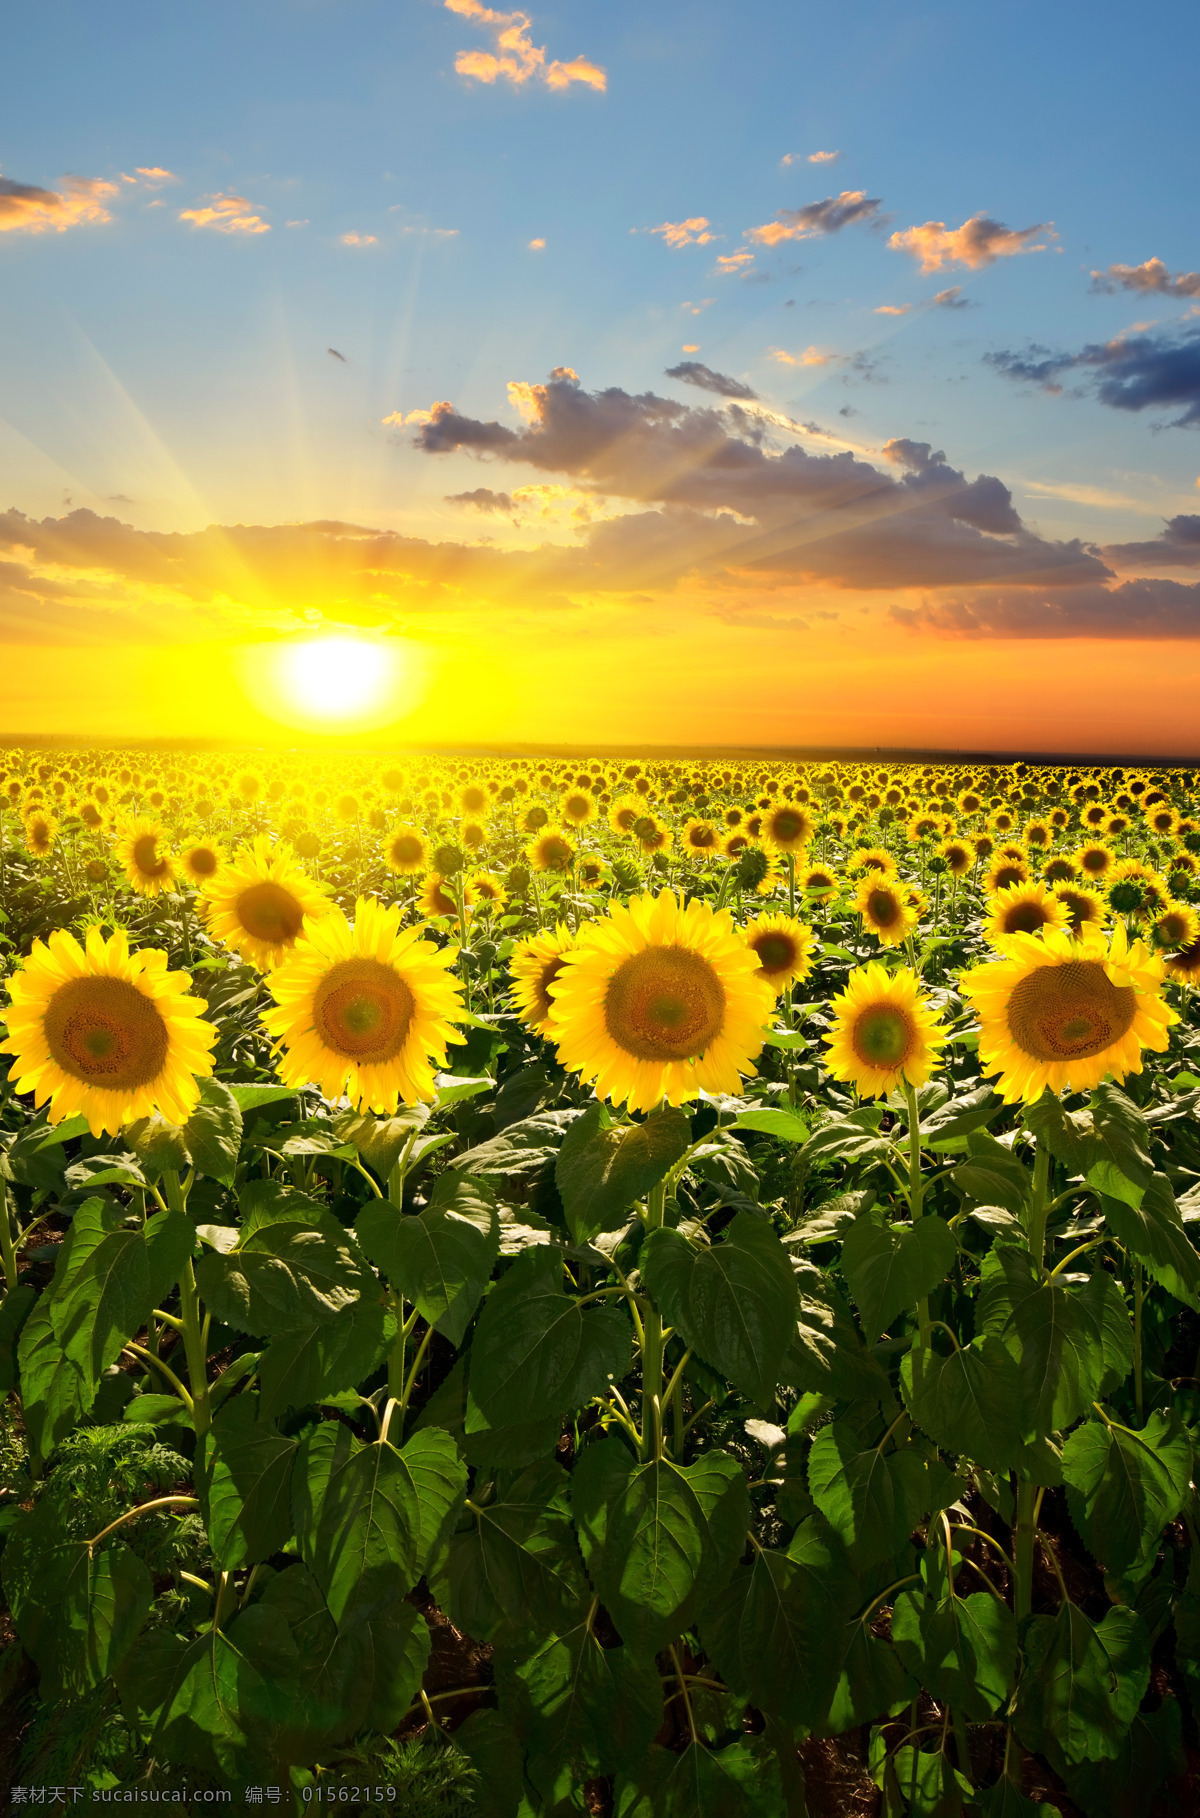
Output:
[[412, 369, 1106, 590], [445, 487, 515, 513], [986, 326, 1200, 428], [932, 286, 970, 309], [1103, 514, 1200, 570], [327, 347, 347, 362], [664, 362, 759, 401], [890, 577, 1200, 638], [1090, 259, 1200, 299], [746, 190, 885, 248]]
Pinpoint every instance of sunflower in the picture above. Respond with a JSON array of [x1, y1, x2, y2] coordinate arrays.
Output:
[[382, 826, 429, 877], [983, 881, 1072, 948], [78, 799, 105, 833], [608, 797, 643, 837], [1151, 901, 1200, 954], [527, 829, 577, 874], [115, 821, 177, 898], [823, 964, 948, 1101], [733, 842, 785, 897], [24, 811, 57, 858], [633, 815, 673, 857], [846, 845, 897, 878], [466, 869, 508, 912], [1023, 819, 1052, 850], [1076, 841, 1115, 882], [546, 889, 775, 1112], [418, 872, 477, 919], [0, 926, 216, 1137], [263, 897, 465, 1112], [937, 838, 974, 879], [459, 781, 489, 819], [560, 789, 595, 827], [744, 912, 817, 994], [800, 862, 839, 902], [984, 856, 1030, 894], [680, 818, 722, 860], [1052, 882, 1108, 934], [1042, 854, 1078, 885], [1165, 935, 1200, 985], [180, 841, 224, 888], [959, 923, 1176, 1103], [854, 875, 918, 947], [202, 834, 331, 970], [510, 923, 577, 1036], [763, 803, 814, 852], [577, 855, 609, 891]]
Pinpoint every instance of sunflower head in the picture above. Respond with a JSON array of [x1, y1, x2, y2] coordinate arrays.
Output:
[[546, 889, 775, 1112], [764, 804, 813, 852], [116, 820, 177, 898], [959, 923, 1176, 1103], [800, 863, 839, 902], [854, 874, 917, 947], [560, 789, 595, 826], [181, 841, 223, 888], [466, 869, 508, 911], [1151, 901, 1200, 953], [510, 923, 577, 1036], [383, 825, 429, 876], [418, 872, 477, 920], [744, 912, 816, 994], [1052, 882, 1108, 934], [24, 812, 57, 858], [263, 896, 466, 1112], [1076, 841, 1115, 881], [938, 839, 974, 877], [527, 830, 577, 874], [202, 834, 331, 970], [983, 880, 1072, 950], [0, 926, 217, 1136], [823, 963, 948, 1101], [681, 817, 721, 859]]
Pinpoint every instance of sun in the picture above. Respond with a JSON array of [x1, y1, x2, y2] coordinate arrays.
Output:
[[278, 637, 392, 721], [242, 634, 432, 733]]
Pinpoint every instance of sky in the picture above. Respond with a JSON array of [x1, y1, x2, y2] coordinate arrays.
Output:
[[2, 0, 1200, 756]]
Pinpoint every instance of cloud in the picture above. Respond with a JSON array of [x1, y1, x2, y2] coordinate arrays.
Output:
[[890, 577, 1200, 638], [446, 487, 516, 513], [889, 213, 1053, 272], [769, 345, 834, 368], [681, 298, 715, 316], [715, 251, 754, 273], [932, 285, 969, 308], [528, 236, 545, 249], [445, 0, 606, 92], [746, 190, 883, 248], [1103, 513, 1200, 569], [179, 193, 270, 234], [986, 325, 1200, 428], [1090, 258, 1200, 299], [342, 231, 378, 246], [406, 367, 1111, 591], [133, 167, 177, 185], [681, 343, 699, 354], [328, 348, 347, 362], [647, 217, 715, 248], [0, 171, 118, 235], [665, 362, 759, 401], [875, 304, 912, 316]]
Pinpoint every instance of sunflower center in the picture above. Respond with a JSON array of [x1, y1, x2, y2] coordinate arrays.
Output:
[[43, 977, 170, 1089], [753, 932, 797, 974], [851, 1004, 914, 1069], [311, 959, 416, 1061], [1002, 902, 1051, 934], [189, 848, 218, 877], [133, 835, 167, 876], [236, 881, 305, 945], [866, 889, 900, 927], [1006, 960, 1137, 1062], [391, 835, 423, 865], [772, 811, 804, 843], [604, 946, 726, 1062], [536, 957, 567, 1021]]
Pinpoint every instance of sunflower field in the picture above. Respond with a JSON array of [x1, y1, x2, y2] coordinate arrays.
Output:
[[1, 747, 1200, 1816]]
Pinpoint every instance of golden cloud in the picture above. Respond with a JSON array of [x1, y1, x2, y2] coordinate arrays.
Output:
[[0, 172, 118, 235]]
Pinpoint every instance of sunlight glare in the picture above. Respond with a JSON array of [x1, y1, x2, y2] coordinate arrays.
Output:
[[239, 634, 432, 734]]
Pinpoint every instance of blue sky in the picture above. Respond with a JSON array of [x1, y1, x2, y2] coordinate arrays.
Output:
[[2, 0, 1199, 751]]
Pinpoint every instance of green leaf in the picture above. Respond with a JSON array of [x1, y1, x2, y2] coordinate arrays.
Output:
[[3, 1525, 153, 1698], [555, 1103, 690, 1242], [226, 1083, 299, 1113], [15, 1289, 91, 1463], [1078, 1268, 1134, 1396], [117, 1625, 279, 1776], [256, 1295, 388, 1419], [400, 1425, 468, 1576], [614, 1738, 787, 1818], [454, 1710, 527, 1818], [455, 1109, 583, 1179], [358, 1173, 498, 1345], [950, 1131, 1031, 1213], [49, 1200, 192, 1400], [1087, 1084, 1154, 1207], [571, 1435, 749, 1656], [841, 1212, 956, 1342], [202, 1394, 299, 1570], [700, 1520, 856, 1729], [979, 1244, 1105, 1438], [292, 1422, 422, 1619], [184, 1078, 243, 1184], [498, 1617, 661, 1807], [784, 1259, 886, 1401], [0, 1281, 37, 1394], [729, 1107, 810, 1143], [333, 1106, 430, 1181], [822, 1620, 916, 1733], [1024, 1087, 1095, 1174], [1101, 1174, 1200, 1309], [438, 1458, 590, 1643], [196, 1215, 375, 1337], [1062, 1410, 1192, 1579], [807, 1423, 928, 1568], [900, 1335, 1024, 1472], [1066, 1700, 1184, 1818], [801, 1109, 891, 1165], [640, 1211, 797, 1407], [1014, 1602, 1150, 1771], [893, 1577, 1016, 1720], [122, 1114, 191, 1179], [466, 1246, 631, 1430]]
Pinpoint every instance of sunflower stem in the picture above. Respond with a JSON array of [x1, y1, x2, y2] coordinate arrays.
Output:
[[0, 1185, 18, 1294], [902, 1079, 933, 1349], [1025, 1137, 1052, 1272], [1013, 1478, 1037, 1621], [1132, 1258, 1145, 1422], [176, 1247, 212, 1440], [639, 1179, 668, 1461]]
